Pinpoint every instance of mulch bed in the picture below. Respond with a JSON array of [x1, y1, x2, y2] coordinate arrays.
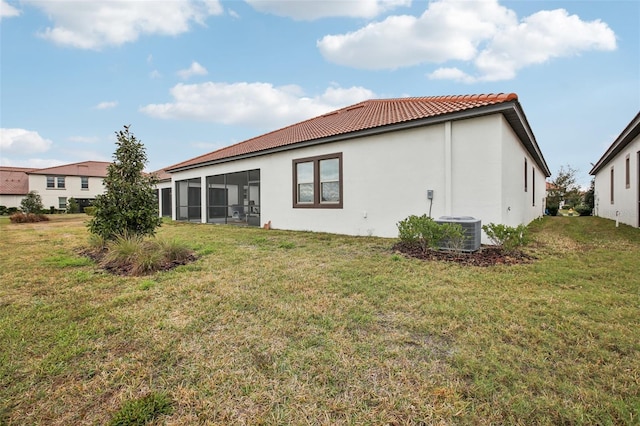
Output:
[[392, 242, 534, 266], [80, 247, 198, 276]]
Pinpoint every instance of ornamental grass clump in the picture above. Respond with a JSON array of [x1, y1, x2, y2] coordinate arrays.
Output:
[[97, 232, 194, 275]]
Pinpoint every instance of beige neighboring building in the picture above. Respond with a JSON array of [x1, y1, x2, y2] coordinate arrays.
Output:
[[27, 161, 110, 211], [0, 167, 35, 208]]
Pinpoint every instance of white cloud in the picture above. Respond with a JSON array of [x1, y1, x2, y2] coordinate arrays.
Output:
[[318, 0, 616, 81], [245, 0, 410, 20], [0, 128, 53, 154], [140, 81, 375, 129], [24, 0, 224, 49], [177, 61, 208, 80], [0, 0, 20, 19], [94, 101, 118, 110]]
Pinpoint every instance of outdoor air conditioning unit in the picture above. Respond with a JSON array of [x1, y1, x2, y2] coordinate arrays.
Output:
[[435, 216, 481, 252]]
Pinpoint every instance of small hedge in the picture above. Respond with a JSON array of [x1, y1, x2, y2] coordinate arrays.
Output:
[[9, 212, 50, 223], [482, 223, 529, 253]]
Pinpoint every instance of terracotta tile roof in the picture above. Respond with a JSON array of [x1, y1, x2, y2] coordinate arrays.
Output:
[[167, 93, 521, 172], [27, 161, 111, 178], [0, 167, 35, 195], [150, 168, 171, 181]]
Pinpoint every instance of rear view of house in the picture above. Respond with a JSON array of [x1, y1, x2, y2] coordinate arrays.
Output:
[[590, 112, 640, 227], [164, 93, 550, 243]]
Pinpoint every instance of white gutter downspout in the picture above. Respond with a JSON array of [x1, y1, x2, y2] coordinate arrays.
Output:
[[444, 121, 453, 216]]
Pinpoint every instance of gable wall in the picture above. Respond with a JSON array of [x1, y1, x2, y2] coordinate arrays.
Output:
[[594, 133, 640, 227], [500, 115, 547, 227]]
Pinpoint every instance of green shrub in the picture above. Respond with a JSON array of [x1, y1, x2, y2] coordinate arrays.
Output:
[[20, 191, 43, 214], [575, 204, 592, 216], [397, 214, 465, 253], [9, 212, 50, 223], [84, 206, 97, 216], [109, 392, 173, 426], [482, 223, 529, 253], [67, 197, 79, 214]]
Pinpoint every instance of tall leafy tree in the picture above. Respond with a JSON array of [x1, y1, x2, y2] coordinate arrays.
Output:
[[89, 125, 161, 240], [547, 165, 582, 209], [20, 191, 43, 213]]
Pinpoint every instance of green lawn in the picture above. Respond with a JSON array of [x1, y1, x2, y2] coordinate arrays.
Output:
[[1, 216, 638, 425]]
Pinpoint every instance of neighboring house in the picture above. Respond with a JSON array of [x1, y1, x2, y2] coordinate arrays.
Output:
[[0, 167, 35, 208], [151, 169, 173, 217], [590, 112, 640, 228], [27, 161, 110, 212], [164, 93, 550, 243]]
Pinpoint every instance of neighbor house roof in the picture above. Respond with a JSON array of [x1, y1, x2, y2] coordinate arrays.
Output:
[[27, 161, 111, 178], [167, 93, 550, 176], [590, 112, 640, 175], [0, 167, 35, 195], [150, 168, 171, 182]]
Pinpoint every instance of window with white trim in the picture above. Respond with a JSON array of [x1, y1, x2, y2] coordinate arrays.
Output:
[[293, 153, 343, 208]]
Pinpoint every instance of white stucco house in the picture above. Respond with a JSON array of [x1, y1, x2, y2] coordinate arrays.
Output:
[[27, 161, 110, 212], [162, 93, 550, 243], [590, 112, 640, 228], [152, 169, 173, 218]]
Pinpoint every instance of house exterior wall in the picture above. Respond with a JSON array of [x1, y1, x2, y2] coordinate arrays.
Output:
[[28, 174, 105, 210], [0, 195, 25, 209], [169, 113, 545, 243], [500, 115, 547, 227], [593, 133, 640, 227]]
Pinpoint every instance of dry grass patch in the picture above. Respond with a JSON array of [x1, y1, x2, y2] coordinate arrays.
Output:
[[0, 215, 638, 425]]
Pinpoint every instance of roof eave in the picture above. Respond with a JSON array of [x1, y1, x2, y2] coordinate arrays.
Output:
[[589, 112, 640, 175], [168, 101, 551, 177]]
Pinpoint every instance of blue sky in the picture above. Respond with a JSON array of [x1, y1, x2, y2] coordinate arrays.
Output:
[[1, 0, 638, 188]]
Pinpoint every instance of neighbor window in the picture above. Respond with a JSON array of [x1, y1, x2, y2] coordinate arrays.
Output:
[[625, 155, 630, 189], [610, 166, 615, 204], [81, 176, 89, 190], [47, 176, 66, 189], [532, 167, 536, 206], [293, 153, 342, 208], [58, 197, 67, 209]]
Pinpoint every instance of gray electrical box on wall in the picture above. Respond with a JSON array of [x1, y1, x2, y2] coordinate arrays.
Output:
[[427, 190, 434, 200]]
